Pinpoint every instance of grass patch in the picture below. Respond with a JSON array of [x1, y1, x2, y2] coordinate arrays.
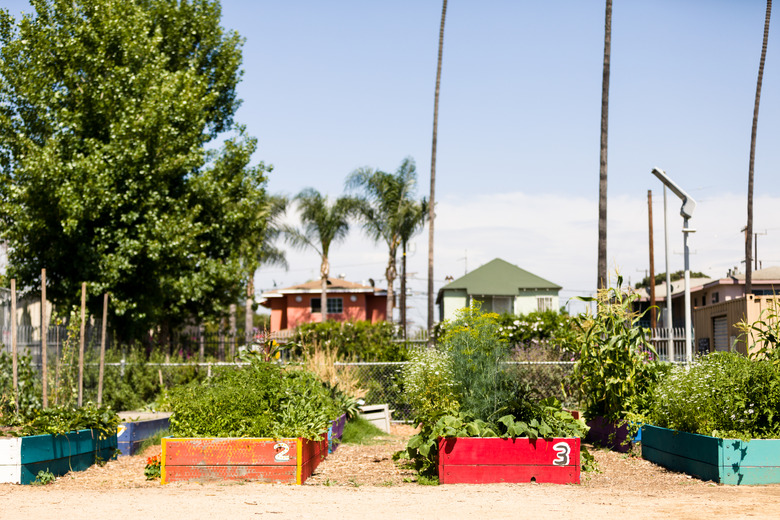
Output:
[[138, 428, 170, 454], [340, 417, 388, 445]]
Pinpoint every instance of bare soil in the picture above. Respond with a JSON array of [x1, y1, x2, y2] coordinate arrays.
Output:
[[2, 424, 780, 519]]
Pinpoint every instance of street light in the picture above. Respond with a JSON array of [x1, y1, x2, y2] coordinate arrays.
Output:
[[651, 167, 696, 365]]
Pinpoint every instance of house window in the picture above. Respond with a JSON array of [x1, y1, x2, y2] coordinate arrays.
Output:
[[493, 297, 513, 315], [712, 292, 719, 304], [311, 297, 343, 314], [537, 296, 553, 312]]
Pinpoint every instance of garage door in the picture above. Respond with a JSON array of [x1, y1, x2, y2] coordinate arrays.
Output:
[[712, 316, 729, 352]]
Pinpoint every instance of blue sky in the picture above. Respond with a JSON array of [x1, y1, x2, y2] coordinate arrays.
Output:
[[5, 1, 780, 326]]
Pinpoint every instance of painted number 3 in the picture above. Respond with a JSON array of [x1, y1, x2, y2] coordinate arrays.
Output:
[[274, 442, 290, 462], [552, 442, 570, 466]]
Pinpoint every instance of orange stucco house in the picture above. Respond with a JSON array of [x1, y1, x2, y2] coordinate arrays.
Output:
[[259, 278, 388, 333]]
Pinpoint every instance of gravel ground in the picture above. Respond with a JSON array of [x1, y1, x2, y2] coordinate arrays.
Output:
[[2, 424, 780, 519]]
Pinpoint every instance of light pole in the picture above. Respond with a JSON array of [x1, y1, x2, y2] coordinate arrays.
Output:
[[651, 168, 696, 365]]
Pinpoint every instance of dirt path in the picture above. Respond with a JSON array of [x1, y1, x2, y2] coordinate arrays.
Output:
[[2, 425, 780, 519]]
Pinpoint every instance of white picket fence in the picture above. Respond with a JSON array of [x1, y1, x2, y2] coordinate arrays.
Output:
[[648, 327, 688, 363]]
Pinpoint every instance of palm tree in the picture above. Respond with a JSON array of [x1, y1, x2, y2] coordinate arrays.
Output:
[[283, 189, 354, 323], [746, 0, 772, 295], [347, 157, 425, 324], [597, 0, 612, 291], [428, 0, 448, 337], [245, 194, 288, 342]]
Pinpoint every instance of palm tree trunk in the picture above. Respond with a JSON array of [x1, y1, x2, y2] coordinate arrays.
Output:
[[321, 255, 329, 322], [401, 242, 407, 339], [385, 254, 397, 323], [428, 0, 448, 339], [597, 0, 612, 291], [746, 0, 772, 295]]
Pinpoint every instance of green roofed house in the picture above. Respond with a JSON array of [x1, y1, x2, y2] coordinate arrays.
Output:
[[436, 258, 562, 321]]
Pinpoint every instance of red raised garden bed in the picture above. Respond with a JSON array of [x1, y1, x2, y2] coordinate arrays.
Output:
[[161, 437, 327, 485], [438, 437, 580, 484]]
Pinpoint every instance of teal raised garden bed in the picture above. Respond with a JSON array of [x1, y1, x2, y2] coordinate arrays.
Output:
[[0, 429, 117, 485], [642, 425, 780, 485]]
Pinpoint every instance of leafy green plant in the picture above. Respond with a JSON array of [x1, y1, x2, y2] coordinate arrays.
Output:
[[400, 347, 459, 424], [292, 320, 409, 361], [5, 402, 121, 438], [397, 305, 588, 479], [569, 276, 663, 423], [168, 354, 338, 440], [649, 352, 780, 440], [736, 302, 780, 365], [144, 455, 161, 480], [33, 469, 55, 485]]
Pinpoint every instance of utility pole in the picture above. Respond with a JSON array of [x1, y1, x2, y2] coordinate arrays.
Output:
[[647, 190, 656, 329]]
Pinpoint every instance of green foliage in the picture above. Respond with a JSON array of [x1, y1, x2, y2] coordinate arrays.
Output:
[[650, 352, 780, 440], [400, 399, 587, 477], [292, 320, 409, 361], [634, 271, 708, 289], [0, 0, 269, 338], [443, 305, 531, 423], [398, 305, 588, 478], [1, 400, 120, 438], [400, 347, 459, 424], [736, 302, 780, 366], [33, 469, 55, 485], [569, 277, 663, 422], [495, 310, 573, 345], [168, 355, 339, 440], [340, 416, 387, 445], [0, 351, 41, 417], [144, 454, 161, 480]]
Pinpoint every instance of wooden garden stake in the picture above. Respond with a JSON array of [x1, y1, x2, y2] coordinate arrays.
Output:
[[41, 269, 48, 408], [97, 293, 108, 406], [11, 278, 17, 412], [78, 282, 86, 407]]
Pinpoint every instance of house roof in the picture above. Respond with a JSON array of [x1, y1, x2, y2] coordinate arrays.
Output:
[[635, 265, 780, 301], [260, 278, 386, 300], [436, 258, 560, 303]]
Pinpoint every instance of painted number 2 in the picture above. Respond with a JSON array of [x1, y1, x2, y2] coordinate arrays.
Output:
[[552, 442, 570, 466], [274, 442, 290, 462]]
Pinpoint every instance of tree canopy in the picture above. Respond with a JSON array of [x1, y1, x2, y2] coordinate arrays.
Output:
[[0, 0, 269, 338]]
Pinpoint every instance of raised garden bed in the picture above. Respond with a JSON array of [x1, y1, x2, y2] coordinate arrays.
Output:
[[117, 412, 171, 457], [161, 436, 328, 485], [328, 414, 347, 453], [438, 437, 581, 484], [0, 429, 117, 485], [642, 425, 780, 485], [586, 416, 640, 453]]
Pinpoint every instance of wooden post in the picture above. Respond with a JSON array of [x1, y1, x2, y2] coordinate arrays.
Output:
[[229, 303, 237, 360], [97, 293, 108, 406], [198, 324, 205, 363], [41, 269, 48, 408], [78, 282, 86, 407], [648, 191, 657, 329], [11, 278, 18, 412]]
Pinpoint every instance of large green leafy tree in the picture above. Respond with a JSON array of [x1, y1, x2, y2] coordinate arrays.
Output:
[[347, 157, 426, 325], [0, 0, 269, 339]]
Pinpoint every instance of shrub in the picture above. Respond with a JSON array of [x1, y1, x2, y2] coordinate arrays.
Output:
[[650, 352, 780, 439], [292, 320, 409, 361], [401, 347, 458, 423], [168, 353, 338, 440], [569, 276, 664, 423]]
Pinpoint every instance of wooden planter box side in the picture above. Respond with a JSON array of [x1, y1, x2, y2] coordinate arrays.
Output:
[[161, 437, 327, 485], [0, 429, 117, 485], [438, 437, 580, 485], [329, 414, 348, 453], [642, 425, 780, 485], [117, 417, 171, 456]]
